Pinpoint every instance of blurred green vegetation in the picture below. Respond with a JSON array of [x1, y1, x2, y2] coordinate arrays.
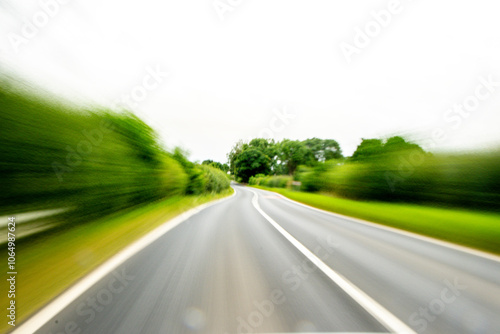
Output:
[[198, 164, 231, 193], [232, 136, 500, 211], [228, 137, 342, 182], [0, 77, 230, 222], [201, 159, 229, 172], [249, 174, 292, 188], [295, 140, 500, 211], [171, 148, 230, 195]]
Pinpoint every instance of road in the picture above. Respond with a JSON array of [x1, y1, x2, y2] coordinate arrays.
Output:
[[19, 185, 500, 333]]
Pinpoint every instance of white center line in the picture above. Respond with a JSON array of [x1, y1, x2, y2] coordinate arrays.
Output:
[[250, 189, 416, 334]]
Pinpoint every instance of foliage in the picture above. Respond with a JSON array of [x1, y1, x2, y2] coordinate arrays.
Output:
[[227, 137, 343, 181], [279, 139, 314, 175], [227, 140, 248, 176], [295, 138, 500, 210], [234, 135, 500, 211], [170, 147, 204, 195], [234, 148, 271, 183], [202, 159, 229, 172], [198, 164, 231, 193], [295, 165, 325, 192], [349, 138, 384, 162], [0, 77, 226, 219], [249, 174, 292, 188], [303, 137, 342, 161]]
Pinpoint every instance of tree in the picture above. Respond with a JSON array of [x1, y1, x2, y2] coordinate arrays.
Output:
[[234, 148, 270, 182], [322, 139, 343, 160], [228, 137, 342, 178], [383, 136, 424, 155], [249, 138, 279, 173], [303, 138, 342, 161], [351, 137, 425, 162], [227, 140, 248, 177], [302, 138, 323, 161], [350, 138, 384, 162], [279, 139, 312, 175], [202, 159, 229, 172]]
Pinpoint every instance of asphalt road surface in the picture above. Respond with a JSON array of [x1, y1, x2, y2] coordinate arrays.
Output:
[[19, 185, 500, 333]]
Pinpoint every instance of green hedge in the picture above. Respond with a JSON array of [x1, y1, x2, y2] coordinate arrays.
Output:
[[294, 152, 500, 211], [198, 164, 231, 193], [0, 78, 227, 221], [249, 175, 292, 188]]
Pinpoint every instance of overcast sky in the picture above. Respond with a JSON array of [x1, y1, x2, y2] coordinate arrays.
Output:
[[1, 0, 500, 162]]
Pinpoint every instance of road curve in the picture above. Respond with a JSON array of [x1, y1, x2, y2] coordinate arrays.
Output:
[[20, 185, 500, 333]]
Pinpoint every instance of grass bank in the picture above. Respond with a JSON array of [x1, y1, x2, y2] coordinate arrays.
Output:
[[2, 189, 233, 334], [252, 186, 500, 256]]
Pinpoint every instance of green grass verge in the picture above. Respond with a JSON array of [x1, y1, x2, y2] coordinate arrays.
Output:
[[2, 189, 233, 334], [252, 186, 500, 256]]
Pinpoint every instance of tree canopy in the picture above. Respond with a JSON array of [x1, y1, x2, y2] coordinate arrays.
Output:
[[350, 136, 425, 162], [227, 138, 343, 182], [234, 148, 271, 183]]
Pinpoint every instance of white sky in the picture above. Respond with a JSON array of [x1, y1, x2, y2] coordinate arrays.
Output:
[[1, 0, 500, 163]]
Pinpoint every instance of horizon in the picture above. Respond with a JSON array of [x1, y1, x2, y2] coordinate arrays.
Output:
[[2, 0, 500, 162]]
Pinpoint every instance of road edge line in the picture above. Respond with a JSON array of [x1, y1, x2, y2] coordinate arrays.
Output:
[[250, 190, 416, 334], [13, 189, 237, 334], [252, 186, 500, 263]]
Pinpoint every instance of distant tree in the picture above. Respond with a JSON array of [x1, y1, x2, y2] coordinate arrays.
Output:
[[351, 137, 425, 162], [249, 138, 279, 173], [279, 139, 312, 175], [302, 138, 323, 161], [383, 136, 424, 155], [234, 148, 271, 182], [249, 138, 275, 157], [303, 138, 342, 161], [227, 140, 249, 177], [228, 137, 343, 178], [322, 139, 343, 160], [202, 159, 229, 172], [350, 138, 384, 162]]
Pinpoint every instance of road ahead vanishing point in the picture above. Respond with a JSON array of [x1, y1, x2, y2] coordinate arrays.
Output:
[[16, 185, 500, 334]]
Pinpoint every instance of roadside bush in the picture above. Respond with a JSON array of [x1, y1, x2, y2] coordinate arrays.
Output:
[[198, 164, 230, 193], [171, 148, 207, 195], [294, 150, 500, 211], [248, 174, 266, 186], [250, 175, 292, 188], [158, 155, 189, 197], [0, 78, 191, 218], [266, 175, 291, 188], [403, 153, 500, 210]]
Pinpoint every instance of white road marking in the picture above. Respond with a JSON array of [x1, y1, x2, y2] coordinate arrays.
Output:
[[250, 190, 416, 334], [13, 190, 236, 334], [262, 195, 281, 199], [0, 207, 69, 227], [253, 187, 500, 263]]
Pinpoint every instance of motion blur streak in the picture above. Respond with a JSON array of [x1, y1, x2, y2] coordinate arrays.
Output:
[[0, 75, 229, 236]]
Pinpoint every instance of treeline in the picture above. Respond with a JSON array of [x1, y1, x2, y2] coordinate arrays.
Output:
[[228, 138, 342, 182], [230, 137, 500, 211], [0, 78, 229, 219]]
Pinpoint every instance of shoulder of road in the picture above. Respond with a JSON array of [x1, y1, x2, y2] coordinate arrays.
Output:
[[250, 185, 500, 259]]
